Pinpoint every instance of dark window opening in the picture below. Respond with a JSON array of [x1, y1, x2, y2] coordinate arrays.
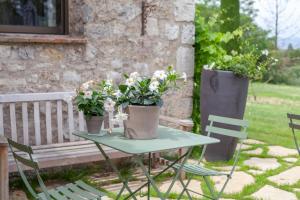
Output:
[[0, 0, 68, 34]]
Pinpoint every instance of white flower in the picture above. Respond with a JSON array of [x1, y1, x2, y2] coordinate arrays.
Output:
[[84, 91, 93, 99], [204, 63, 215, 70], [125, 78, 135, 87], [115, 112, 128, 121], [114, 90, 122, 98], [81, 80, 95, 91], [104, 98, 116, 112], [181, 72, 187, 82], [274, 58, 279, 62], [262, 49, 269, 56], [149, 81, 160, 92], [106, 79, 113, 87], [153, 70, 167, 81], [129, 72, 140, 80]]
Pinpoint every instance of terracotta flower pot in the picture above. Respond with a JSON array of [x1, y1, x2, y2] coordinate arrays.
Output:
[[124, 105, 160, 140], [85, 116, 104, 134]]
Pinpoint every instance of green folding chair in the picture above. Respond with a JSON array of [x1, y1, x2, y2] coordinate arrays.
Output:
[[172, 115, 248, 200], [7, 138, 107, 200], [287, 113, 300, 155]]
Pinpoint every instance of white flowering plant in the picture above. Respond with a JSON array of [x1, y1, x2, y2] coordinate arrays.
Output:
[[75, 80, 115, 118], [116, 66, 186, 107], [204, 49, 276, 80]]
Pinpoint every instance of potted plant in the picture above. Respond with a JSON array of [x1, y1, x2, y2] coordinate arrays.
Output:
[[75, 80, 114, 134], [201, 49, 275, 161], [115, 66, 185, 139]]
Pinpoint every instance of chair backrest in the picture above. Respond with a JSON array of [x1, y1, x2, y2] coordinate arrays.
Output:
[[287, 113, 300, 154], [7, 138, 51, 199], [287, 113, 300, 131], [205, 115, 248, 140], [0, 92, 85, 146]]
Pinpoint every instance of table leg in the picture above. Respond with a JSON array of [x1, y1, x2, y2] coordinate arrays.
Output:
[[94, 143, 138, 200], [123, 152, 190, 200], [134, 148, 193, 200]]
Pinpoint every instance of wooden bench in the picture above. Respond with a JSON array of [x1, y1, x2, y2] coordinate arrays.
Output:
[[0, 92, 129, 174]]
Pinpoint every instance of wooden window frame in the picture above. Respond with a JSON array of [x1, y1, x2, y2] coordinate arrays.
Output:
[[0, 0, 69, 35]]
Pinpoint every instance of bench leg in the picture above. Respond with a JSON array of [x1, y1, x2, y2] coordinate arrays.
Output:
[[0, 145, 9, 200]]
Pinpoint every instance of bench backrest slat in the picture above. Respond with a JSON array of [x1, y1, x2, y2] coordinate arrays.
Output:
[[0, 92, 83, 146], [10, 103, 17, 141], [45, 101, 52, 144], [22, 103, 29, 145], [57, 100, 64, 143], [79, 111, 84, 132], [0, 92, 75, 103], [33, 102, 41, 145], [67, 101, 75, 142], [0, 104, 3, 135]]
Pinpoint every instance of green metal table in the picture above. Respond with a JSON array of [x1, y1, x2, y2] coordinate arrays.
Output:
[[74, 126, 219, 200]]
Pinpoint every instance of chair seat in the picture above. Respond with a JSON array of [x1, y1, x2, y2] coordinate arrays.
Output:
[[173, 163, 229, 176], [38, 180, 107, 200]]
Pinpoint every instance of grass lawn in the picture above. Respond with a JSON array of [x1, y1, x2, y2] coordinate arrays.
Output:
[[246, 82, 300, 148]]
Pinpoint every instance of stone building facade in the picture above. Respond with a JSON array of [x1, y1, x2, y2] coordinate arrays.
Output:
[[0, 0, 195, 119]]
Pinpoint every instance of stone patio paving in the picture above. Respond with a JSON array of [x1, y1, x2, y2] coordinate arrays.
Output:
[[10, 139, 300, 200]]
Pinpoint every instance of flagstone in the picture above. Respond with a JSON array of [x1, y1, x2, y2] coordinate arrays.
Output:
[[248, 169, 264, 175], [244, 139, 265, 145], [294, 188, 300, 192], [268, 166, 300, 185], [238, 143, 252, 150], [212, 171, 254, 194], [159, 179, 202, 198], [283, 157, 298, 163], [267, 146, 298, 157], [251, 185, 297, 200], [213, 166, 240, 171], [244, 157, 280, 171], [243, 148, 263, 155]]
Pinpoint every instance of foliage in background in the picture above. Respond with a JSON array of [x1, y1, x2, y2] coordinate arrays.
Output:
[[263, 49, 300, 85], [192, 2, 275, 134], [220, 0, 240, 52]]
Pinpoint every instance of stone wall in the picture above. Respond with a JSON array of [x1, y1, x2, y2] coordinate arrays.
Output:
[[0, 0, 195, 119]]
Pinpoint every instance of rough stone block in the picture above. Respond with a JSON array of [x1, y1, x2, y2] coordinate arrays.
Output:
[[63, 71, 81, 83], [146, 18, 159, 36], [174, 0, 195, 22], [0, 45, 11, 58], [176, 47, 194, 76], [181, 24, 195, 44], [165, 23, 179, 40]]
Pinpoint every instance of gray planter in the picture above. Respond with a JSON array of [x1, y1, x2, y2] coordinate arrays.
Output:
[[201, 69, 249, 161], [124, 105, 160, 140], [85, 116, 104, 134]]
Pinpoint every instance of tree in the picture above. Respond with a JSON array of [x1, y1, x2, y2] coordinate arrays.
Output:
[[220, 0, 240, 52], [240, 0, 258, 19], [258, 0, 300, 49]]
